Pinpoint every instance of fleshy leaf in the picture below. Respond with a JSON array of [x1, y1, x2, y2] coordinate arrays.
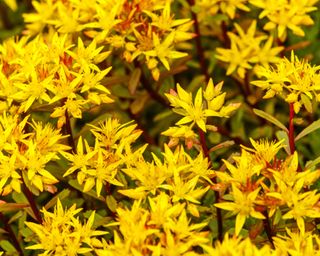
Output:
[[253, 108, 288, 132], [295, 119, 320, 142]]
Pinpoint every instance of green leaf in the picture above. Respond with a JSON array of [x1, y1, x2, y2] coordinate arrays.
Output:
[[253, 108, 288, 132], [0, 203, 29, 212], [305, 155, 320, 170], [295, 119, 320, 142], [74, 111, 113, 139], [130, 92, 149, 114], [68, 180, 104, 201], [153, 109, 173, 121], [44, 189, 71, 210], [0, 240, 16, 253], [106, 195, 117, 212], [301, 94, 313, 113], [22, 172, 39, 196], [276, 130, 290, 155], [128, 68, 141, 95]]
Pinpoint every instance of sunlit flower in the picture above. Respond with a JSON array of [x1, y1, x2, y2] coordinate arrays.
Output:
[[216, 21, 283, 78], [25, 199, 107, 255], [250, 0, 319, 40], [165, 78, 240, 132], [215, 184, 265, 236], [252, 51, 320, 113]]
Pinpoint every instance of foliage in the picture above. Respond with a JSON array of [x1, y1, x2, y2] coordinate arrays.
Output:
[[1, 0, 320, 255]]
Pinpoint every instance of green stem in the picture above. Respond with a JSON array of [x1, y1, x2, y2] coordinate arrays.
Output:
[[288, 103, 295, 154], [0, 213, 24, 255]]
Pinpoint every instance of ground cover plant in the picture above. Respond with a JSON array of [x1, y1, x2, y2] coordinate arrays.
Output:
[[1, 0, 320, 255]]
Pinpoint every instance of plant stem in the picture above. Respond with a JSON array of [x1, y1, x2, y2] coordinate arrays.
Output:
[[220, 21, 230, 47], [244, 71, 251, 96], [0, 213, 24, 255], [127, 109, 156, 145], [288, 103, 295, 154], [65, 109, 76, 153], [198, 127, 223, 242], [22, 183, 42, 224], [262, 210, 274, 248], [187, 0, 210, 82], [0, 2, 13, 30]]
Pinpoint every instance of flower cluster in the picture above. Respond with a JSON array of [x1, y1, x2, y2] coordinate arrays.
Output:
[[216, 21, 283, 78], [23, 0, 194, 81], [99, 196, 210, 255], [0, 112, 69, 195], [215, 139, 320, 236], [252, 51, 320, 113], [63, 118, 145, 197], [250, 0, 319, 40], [163, 78, 240, 147], [0, 33, 113, 127], [1, 0, 320, 255], [25, 199, 107, 255], [194, 0, 250, 20]]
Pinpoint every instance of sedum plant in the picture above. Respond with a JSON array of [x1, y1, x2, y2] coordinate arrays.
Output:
[[1, 0, 320, 255]]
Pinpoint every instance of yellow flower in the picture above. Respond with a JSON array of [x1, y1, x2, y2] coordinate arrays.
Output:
[[209, 234, 273, 255], [3, 0, 17, 10], [104, 199, 210, 256], [250, 0, 319, 40], [115, 200, 159, 254], [144, 0, 191, 32], [161, 125, 198, 148], [0, 112, 69, 195], [195, 0, 250, 20], [62, 136, 96, 177], [67, 37, 110, 73], [23, 0, 57, 35], [267, 152, 320, 234], [215, 149, 264, 187], [215, 184, 265, 236], [273, 229, 320, 255], [160, 174, 210, 204], [0, 153, 21, 195], [30, 120, 70, 155], [63, 118, 144, 197], [241, 138, 284, 166], [165, 78, 240, 132], [120, 157, 169, 199], [18, 140, 59, 192], [252, 51, 320, 113], [13, 72, 53, 113], [25, 199, 107, 255], [216, 21, 283, 78], [144, 32, 188, 71], [148, 193, 185, 228]]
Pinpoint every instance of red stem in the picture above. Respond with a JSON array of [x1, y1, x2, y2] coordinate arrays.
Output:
[[187, 0, 210, 82], [188, 0, 222, 240], [262, 210, 274, 248], [22, 183, 42, 224], [288, 103, 295, 154], [198, 127, 223, 242], [65, 109, 76, 153], [0, 213, 24, 255]]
